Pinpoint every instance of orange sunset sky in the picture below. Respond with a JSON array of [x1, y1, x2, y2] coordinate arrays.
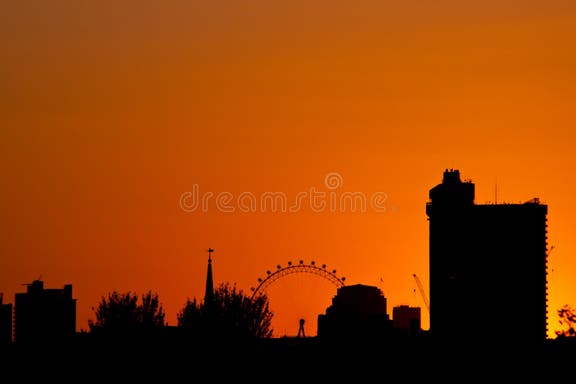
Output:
[[1, 1, 575, 339]]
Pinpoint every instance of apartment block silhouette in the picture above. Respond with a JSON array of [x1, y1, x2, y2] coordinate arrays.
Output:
[[14, 280, 76, 345], [426, 169, 548, 346]]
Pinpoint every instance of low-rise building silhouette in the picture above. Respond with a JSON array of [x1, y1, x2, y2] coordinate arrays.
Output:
[[392, 304, 421, 337], [14, 280, 76, 346], [317, 283, 392, 340]]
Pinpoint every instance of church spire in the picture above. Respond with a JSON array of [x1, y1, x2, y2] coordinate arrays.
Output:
[[204, 248, 215, 306]]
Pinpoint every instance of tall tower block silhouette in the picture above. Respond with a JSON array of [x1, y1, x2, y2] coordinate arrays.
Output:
[[426, 169, 548, 346]]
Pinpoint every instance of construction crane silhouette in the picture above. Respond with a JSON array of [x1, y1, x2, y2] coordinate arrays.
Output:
[[412, 273, 430, 314]]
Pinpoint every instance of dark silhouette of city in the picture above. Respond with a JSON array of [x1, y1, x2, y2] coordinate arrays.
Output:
[[1, 169, 576, 377]]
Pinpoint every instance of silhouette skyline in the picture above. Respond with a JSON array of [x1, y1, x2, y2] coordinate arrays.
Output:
[[0, 5, 576, 381], [0, 169, 573, 366], [2, 1, 576, 360]]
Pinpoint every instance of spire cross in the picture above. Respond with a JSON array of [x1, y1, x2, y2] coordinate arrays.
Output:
[[207, 248, 214, 262]]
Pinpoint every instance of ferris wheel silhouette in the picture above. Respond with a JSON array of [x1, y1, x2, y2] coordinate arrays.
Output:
[[250, 260, 346, 300], [250, 260, 347, 336]]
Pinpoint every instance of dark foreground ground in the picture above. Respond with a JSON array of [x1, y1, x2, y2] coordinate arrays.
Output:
[[2, 333, 576, 380]]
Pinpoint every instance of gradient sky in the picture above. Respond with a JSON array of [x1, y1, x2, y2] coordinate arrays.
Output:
[[2, 1, 575, 338]]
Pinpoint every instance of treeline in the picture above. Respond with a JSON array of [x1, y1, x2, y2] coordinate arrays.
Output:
[[86, 282, 273, 341]]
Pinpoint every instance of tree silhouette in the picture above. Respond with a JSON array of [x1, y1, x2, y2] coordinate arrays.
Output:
[[177, 297, 203, 331], [177, 282, 273, 340], [89, 290, 165, 334], [556, 304, 576, 338], [139, 291, 166, 328]]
